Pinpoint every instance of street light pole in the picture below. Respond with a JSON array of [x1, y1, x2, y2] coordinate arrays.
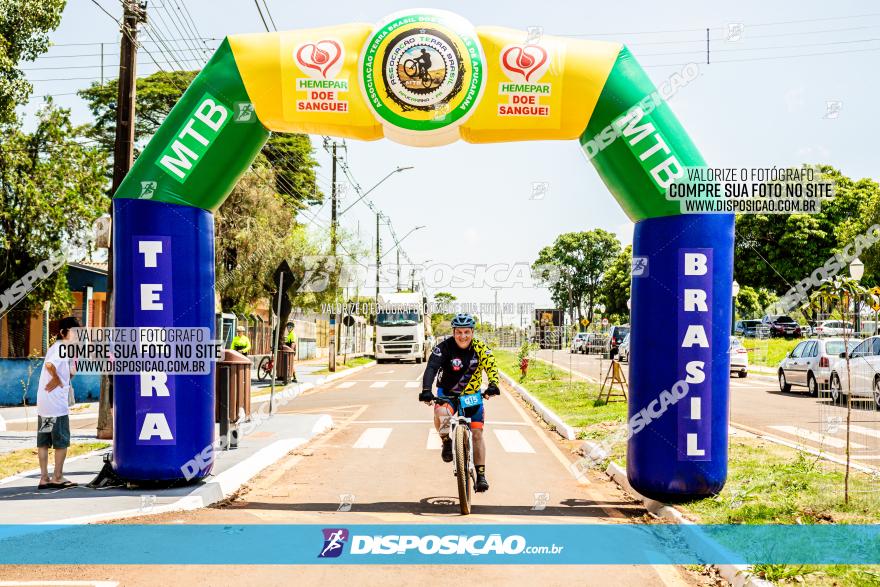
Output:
[[731, 280, 740, 335], [339, 166, 414, 216], [850, 257, 865, 335]]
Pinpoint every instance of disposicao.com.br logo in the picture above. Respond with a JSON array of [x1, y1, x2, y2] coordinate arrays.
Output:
[[318, 529, 564, 557]]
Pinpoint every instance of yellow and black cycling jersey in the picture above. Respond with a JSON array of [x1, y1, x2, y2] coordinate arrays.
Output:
[[421, 336, 499, 395]]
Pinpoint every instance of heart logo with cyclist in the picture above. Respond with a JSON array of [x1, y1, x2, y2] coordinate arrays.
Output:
[[451, 357, 463, 371], [295, 39, 343, 79], [500, 44, 549, 83]]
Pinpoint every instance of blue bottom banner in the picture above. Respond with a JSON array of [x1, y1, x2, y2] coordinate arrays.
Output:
[[0, 524, 878, 565]]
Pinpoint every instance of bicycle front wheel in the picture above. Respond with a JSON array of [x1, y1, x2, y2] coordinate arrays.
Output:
[[455, 424, 471, 515], [403, 59, 418, 77], [257, 357, 271, 382]]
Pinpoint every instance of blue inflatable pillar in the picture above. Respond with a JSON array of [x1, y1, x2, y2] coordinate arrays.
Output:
[[627, 213, 734, 501], [112, 199, 216, 482]]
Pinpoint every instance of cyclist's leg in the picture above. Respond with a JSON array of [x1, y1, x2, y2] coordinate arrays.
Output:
[[433, 388, 453, 437], [467, 404, 486, 466]]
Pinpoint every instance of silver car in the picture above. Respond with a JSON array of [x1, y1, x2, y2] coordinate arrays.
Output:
[[780, 338, 857, 397], [618, 334, 630, 363], [829, 336, 880, 408], [814, 320, 854, 337], [730, 336, 748, 377]]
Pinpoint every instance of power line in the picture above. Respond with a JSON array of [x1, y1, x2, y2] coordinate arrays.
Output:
[[88, 0, 119, 25], [253, 0, 270, 32], [261, 0, 278, 31]]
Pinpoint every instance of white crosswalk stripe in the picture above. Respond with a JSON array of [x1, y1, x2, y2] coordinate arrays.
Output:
[[493, 429, 535, 453], [353, 427, 392, 449], [336, 381, 356, 389], [847, 424, 880, 440], [405, 381, 419, 388], [426, 429, 442, 450], [369, 381, 388, 388], [769, 425, 867, 449]]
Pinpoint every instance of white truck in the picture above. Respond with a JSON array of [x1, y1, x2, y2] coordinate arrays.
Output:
[[375, 292, 432, 364]]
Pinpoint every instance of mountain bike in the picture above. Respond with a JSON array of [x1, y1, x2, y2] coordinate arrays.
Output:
[[402, 59, 435, 88], [433, 391, 487, 515]]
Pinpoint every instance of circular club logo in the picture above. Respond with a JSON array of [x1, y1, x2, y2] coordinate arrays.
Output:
[[360, 10, 485, 139]]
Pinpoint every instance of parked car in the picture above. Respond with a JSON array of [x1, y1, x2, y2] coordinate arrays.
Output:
[[813, 320, 854, 337], [570, 332, 589, 353], [740, 319, 770, 338], [828, 336, 880, 407], [618, 334, 631, 363], [607, 325, 630, 359], [729, 336, 748, 377], [761, 315, 802, 338], [778, 338, 858, 396]]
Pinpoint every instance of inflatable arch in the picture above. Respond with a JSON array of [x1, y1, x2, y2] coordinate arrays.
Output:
[[111, 9, 733, 501]]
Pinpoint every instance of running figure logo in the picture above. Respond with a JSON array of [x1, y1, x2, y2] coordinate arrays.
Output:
[[318, 528, 349, 558]]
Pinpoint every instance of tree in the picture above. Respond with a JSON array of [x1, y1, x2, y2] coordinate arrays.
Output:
[[0, 101, 109, 356], [811, 276, 867, 504], [533, 230, 621, 325], [734, 285, 778, 319], [0, 0, 66, 123], [599, 245, 632, 319], [734, 165, 870, 294]]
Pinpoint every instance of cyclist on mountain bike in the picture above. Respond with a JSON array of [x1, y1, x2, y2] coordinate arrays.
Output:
[[419, 313, 500, 493], [415, 48, 432, 78]]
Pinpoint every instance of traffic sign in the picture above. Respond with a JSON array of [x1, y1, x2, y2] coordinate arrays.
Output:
[[601, 318, 609, 326], [871, 287, 880, 311], [581, 318, 590, 327]]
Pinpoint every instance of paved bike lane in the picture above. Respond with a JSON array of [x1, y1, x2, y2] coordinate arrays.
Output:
[[0, 362, 704, 586]]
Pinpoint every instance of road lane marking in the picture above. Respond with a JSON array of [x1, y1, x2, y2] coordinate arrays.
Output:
[[847, 424, 880, 440], [369, 381, 388, 388], [353, 427, 392, 449], [493, 429, 535, 453], [351, 419, 530, 426], [336, 381, 357, 389], [405, 381, 419, 388], [769, 425, 866, 449], [426, 429, 442, 450]]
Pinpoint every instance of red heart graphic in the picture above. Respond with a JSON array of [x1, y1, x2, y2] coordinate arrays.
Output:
[[296, 40, 342, 78], [501, 45, 548, 82]]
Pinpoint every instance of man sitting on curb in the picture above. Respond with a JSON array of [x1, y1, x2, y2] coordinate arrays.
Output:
[[36, 316, 80, 490]]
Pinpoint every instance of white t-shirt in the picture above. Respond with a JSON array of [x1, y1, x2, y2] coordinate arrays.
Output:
[[37, 340, 74, 417]]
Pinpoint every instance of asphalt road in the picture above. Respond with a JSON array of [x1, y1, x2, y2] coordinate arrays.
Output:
[[0, 362, 710, 587], [536, 349, 880, 468]]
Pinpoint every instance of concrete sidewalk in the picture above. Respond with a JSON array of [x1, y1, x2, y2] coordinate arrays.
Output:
[[0, 359, 376, 524]]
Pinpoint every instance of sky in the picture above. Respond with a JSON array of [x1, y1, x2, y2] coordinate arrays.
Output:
[[21, 0, 880, 324]]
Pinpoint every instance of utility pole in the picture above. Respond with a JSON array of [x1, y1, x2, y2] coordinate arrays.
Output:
[[396, 249, 400, 292], [97, 0, 146, 440], [374, 212, 381, 356], [328, 141, 337, 372]]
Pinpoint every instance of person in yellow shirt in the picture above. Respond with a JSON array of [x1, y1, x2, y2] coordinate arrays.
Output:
[[231, 325, 251, 355], [284, 323, 298, 383]]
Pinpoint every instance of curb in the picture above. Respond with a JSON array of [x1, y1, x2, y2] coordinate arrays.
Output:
[[583, 442, 773, 587], [498, 370, 577, 440], [47, 415, 334, 525]]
